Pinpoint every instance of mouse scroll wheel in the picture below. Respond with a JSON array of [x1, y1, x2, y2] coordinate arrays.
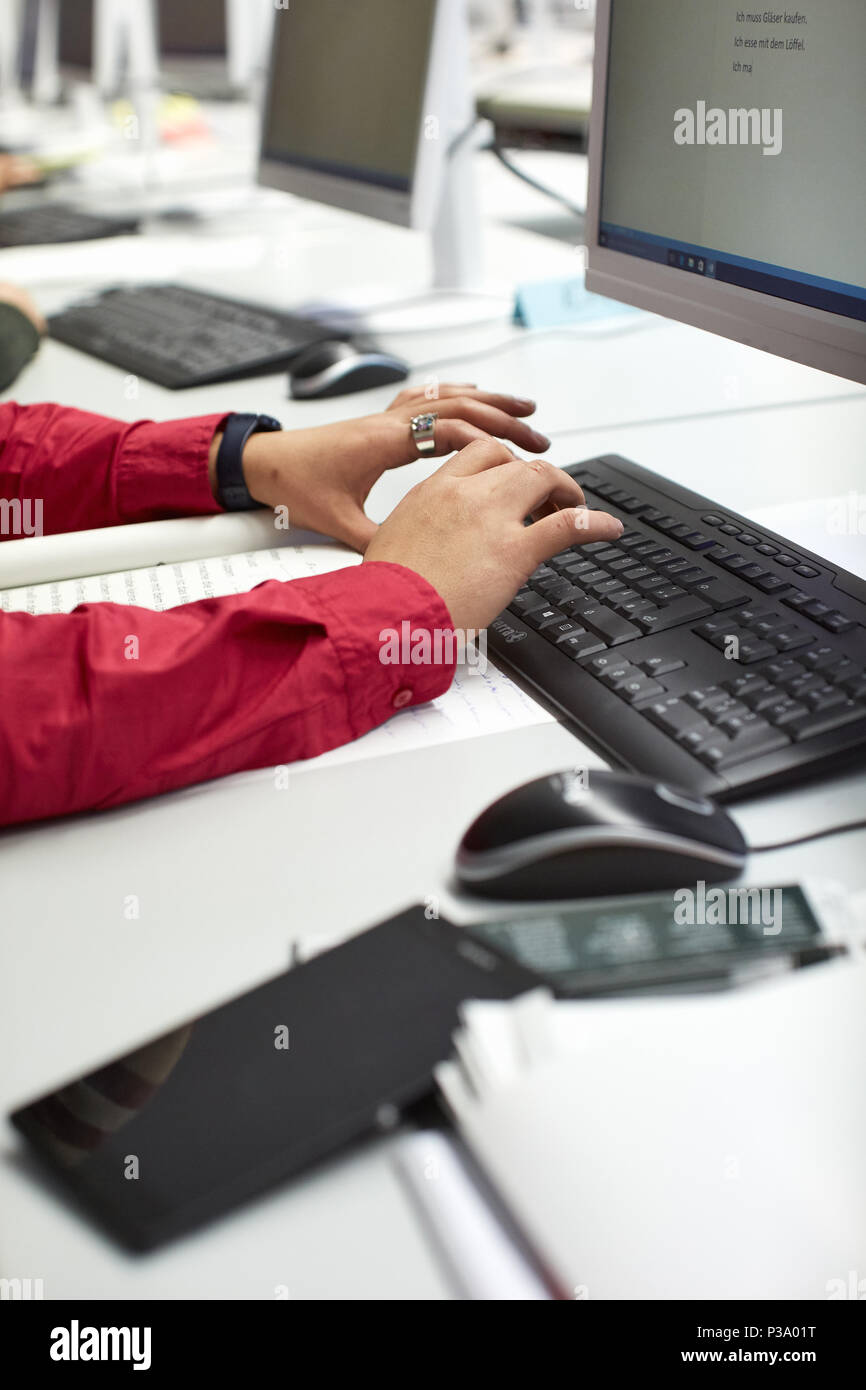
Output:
[[654, 783, 715, 816]]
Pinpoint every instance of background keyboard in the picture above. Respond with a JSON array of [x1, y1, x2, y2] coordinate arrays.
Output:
[[489, 454, 866, 800], [0, 203, 139, 247], [48, 283, 330, 388]]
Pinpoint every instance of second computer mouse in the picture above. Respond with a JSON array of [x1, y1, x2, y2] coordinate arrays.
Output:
[[455, 768, 747, 901], [289, 339, 409, 399]]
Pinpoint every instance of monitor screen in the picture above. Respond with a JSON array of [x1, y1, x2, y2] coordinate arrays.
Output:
[[58, 0, 93, 71], [597, 0, 866, 326], [156, 0, 227, 58], [260, 0, 438, 196]]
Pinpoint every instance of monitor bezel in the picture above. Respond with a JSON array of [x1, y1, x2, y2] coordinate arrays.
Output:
[[257, 0, 451, 231], [585, 0, 866, 386]]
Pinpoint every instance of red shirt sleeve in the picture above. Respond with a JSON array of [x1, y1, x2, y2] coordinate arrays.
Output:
[[0, 561, 456, 827], [0, 400, 227, 537]]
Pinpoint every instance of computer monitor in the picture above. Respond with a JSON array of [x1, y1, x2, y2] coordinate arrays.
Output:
[[57, 0, 92, 75], [156, 0, 272, 96], [586, 0, 866, 385], [258, 0, 480, 290]]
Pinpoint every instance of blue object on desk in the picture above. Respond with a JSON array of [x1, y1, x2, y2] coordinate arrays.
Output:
[[513, 274, 642, 329]]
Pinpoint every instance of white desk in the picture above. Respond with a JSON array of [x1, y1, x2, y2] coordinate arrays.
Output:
[[1, 150, 865, 1300]]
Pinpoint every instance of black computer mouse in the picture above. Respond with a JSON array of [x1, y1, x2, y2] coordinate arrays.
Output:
[[455, 768, 747, 901], [289, 339, 409, 399]]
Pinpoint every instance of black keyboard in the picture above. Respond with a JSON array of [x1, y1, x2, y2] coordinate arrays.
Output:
[[489, 455, 866, 800], [48, 284, 330, 388], [0, 203, 139, 247]]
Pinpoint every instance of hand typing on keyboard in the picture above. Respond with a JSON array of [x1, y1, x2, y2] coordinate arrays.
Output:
[[364, 437, 623, 631]]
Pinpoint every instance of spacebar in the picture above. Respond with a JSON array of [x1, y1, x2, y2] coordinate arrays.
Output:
[[576, 604, 641, 646]]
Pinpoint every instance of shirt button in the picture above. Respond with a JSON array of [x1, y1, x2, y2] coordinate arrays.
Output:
[[392, 688, 413, 709]]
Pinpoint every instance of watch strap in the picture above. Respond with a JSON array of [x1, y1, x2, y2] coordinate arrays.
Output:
[[215, 412, 282, 511]]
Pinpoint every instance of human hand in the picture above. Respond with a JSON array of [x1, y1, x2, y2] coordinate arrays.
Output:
[[362, 438, 624, 631], [212, 384, 551, 551]]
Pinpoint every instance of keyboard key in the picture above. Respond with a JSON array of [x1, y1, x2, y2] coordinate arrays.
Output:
[[713, 719, 790, 768], [685, 685, 725, 710], [617, 597, 657, 619], [738, 563, 769, 581], [802, 645, 840, 672], [535, 576, 575, 602], [840, 672, 866, 698], [618, 676, 667, 704], [645, 698, 711, 738], [802, 600, 831, 620], [578, 606, 642, 646], [559, 588, 591, 616], [764, 660, 806, 686], [684, 532, 719, 550], [686, 580, 746, 609], [756, 543, 779, 556], [524, 605, 567, 630], [736, 533, 760, 546], [737, 639, 778, 664], [587, 577, 626, 597], [787, 673, 827, 700], [669, 567, 709, 586], [776, 554, 798, 567], [792, 703, 865, 741], [640, 656, 686, 677], [636, 596, 712, 631], [559, 558, 600, 579], [557, 632, 606, 660], [724, 675, 770, 699], [771, 626, 815, 653], [653, 516, 680, 533], [794, 564, 820, 578], [622, 566, 652, 582], [763, 697, 809, 727], [826, 658, 857, 682], [608, 589, 640, 612], [636, 576, 668, 594], [702, 514, 725, 526], [587, 654, 631, 678], [821, 613, 856, 635], [651, 584, 686, 604], [782, 589, 812, 612], [805, 686, 847, 712], [717, 554, 750, 573], [543, 619, 582, 643], [718, 523, 740, 535], [509, 591, 548, 618]]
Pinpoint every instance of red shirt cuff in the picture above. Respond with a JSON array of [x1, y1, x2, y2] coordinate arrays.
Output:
[[115, 412, 230, 523], [306, 560, 457, 736]]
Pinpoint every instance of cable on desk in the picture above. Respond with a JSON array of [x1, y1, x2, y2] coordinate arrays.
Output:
[[489, 138, 586, 221], [748, 818, 866, 853]]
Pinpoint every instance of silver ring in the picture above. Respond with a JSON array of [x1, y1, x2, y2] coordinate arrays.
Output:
[[410, 412, 438, 455]]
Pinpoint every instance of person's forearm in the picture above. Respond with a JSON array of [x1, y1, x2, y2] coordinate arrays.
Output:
[[0, 562, 454, 827], [0, 402, 228, 540]]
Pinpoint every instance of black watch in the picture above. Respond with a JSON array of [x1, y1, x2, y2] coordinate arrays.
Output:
[[215, 412, 282, 511]]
